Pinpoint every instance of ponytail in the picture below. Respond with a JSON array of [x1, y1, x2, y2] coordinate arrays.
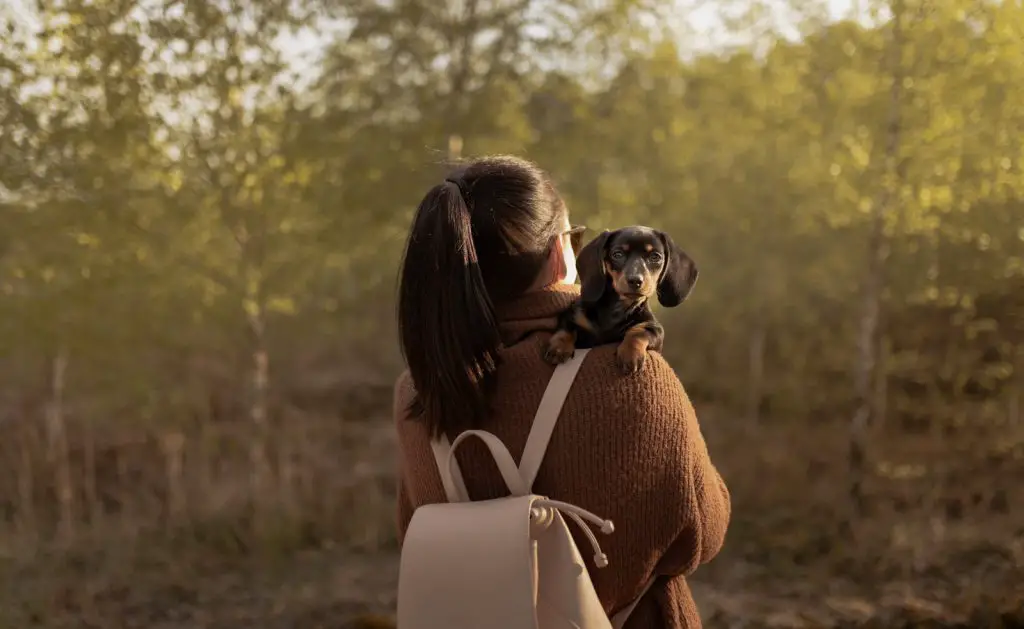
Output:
[[397, 179, 503, 438]]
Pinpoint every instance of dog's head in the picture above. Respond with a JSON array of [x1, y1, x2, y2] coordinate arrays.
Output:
[[576, 226, 698, 308]]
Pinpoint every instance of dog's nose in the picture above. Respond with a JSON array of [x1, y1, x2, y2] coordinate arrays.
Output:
[[626, 276, 644, 290]]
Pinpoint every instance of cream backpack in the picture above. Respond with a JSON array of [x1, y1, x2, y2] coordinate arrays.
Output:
[[397, 349, 655, 629]]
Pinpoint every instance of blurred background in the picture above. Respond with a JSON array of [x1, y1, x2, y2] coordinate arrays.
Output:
[[1, 0, 1022, 627]]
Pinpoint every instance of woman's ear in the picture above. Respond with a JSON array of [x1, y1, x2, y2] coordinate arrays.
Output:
[[577, 230, 612, 305], [554, 228, 577, 285], [656, 231, 698, 307]]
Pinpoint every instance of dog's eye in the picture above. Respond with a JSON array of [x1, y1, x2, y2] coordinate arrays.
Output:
[[610, 251, 625, 261], [649, 252, 663, 263]]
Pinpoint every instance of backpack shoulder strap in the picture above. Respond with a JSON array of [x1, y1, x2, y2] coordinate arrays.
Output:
[[430, 438, 466, 503], [519, 348, 590, 491], [430, 348, 591, 502]]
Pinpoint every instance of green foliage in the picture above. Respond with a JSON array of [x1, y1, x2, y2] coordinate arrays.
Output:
[[0, 0, 1022, 540], [0, 3, 1023, 626]]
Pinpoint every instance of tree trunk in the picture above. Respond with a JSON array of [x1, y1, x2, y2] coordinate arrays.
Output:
[[16, 426, 36, 536], [275, 415, 299, 517], [83, 424, 100, 525], [850, 0, 905, 516], [247, 303, 271, 501], [44, 348, 74, 541], [873, 332, 889, 430], [160, 431, 187, 522], [747, 323, 766, 426], [1010, 346, 1023, 426], [445, 0, 480, 137], [448, 134, 463, 161], [115, 446, 128, 514]]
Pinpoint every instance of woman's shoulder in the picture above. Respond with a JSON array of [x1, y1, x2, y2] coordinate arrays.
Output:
[[556, 346, 705, 488], [393, 368, 413, 396], [391, 345, 693, 431], [575, 345, 688, 395], [392, 369, 415, 414], [568, 344, 694, 424]]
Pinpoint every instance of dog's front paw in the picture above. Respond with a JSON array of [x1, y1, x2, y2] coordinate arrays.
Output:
[[543, 330, 576, 365], [615, 343, 646, 375]]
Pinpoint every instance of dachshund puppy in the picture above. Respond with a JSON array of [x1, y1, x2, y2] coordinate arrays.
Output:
[[543, 226, 699, 374]]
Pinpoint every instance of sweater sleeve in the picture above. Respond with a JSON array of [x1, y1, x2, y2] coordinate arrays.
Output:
[[393, 371, 417, 546], [396, 458, 415, 546], [554, 347, 731, 613], [646, 356, 732, 577], [392, 369, 452, 545]]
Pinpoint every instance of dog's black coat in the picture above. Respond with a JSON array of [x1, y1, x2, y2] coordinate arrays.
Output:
[[543, 226, 698, 374]]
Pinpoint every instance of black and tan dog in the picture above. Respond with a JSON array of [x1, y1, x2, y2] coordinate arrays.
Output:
[[543, 226, 699, 374]]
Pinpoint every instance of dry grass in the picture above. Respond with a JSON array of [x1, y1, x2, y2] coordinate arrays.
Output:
[[1, 400, 1023, 629]]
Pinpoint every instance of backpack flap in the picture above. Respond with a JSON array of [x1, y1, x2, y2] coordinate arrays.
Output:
[[398, 494, 539, 629]]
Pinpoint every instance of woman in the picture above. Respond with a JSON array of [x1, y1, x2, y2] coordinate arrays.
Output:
[[393, 154, 730, 628]]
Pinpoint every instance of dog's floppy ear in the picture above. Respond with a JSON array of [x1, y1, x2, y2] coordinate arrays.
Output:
[[576, 229, 613, 305], [656, 231, 698, 307]]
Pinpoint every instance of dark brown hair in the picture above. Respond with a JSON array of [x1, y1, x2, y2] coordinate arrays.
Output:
[[397, 155, 568, 438]]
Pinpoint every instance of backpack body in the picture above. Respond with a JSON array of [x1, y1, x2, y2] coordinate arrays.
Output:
[[396, 349, 654, 629]]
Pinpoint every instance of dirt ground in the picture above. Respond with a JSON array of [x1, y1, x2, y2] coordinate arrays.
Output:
[[2, 410, 1023, 629], [3, 538, 1022, 629]]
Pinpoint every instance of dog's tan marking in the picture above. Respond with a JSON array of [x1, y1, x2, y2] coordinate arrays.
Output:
[[572, 308, 596, 333], [608, 267, 630, 297], [616, 324, 651, 374], [620, 294, 648, 307], [645, 243, 653, 252], [543, 329, 577, 365]]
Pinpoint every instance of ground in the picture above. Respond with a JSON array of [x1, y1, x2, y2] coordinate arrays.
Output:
[[4, 530, 1022, 629], [2, 408, 1022, 629]]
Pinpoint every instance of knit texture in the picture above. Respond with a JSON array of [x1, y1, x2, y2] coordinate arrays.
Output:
[[393, 283, 731, 628]]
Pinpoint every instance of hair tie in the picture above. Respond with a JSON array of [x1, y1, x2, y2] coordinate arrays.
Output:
[[444, 177, 470, 205]]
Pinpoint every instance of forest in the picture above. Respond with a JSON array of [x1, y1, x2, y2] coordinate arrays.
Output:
[[0, 0, 1022, 627]]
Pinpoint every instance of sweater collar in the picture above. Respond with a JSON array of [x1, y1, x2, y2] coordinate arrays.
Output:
[[497, 283, 580, 346]]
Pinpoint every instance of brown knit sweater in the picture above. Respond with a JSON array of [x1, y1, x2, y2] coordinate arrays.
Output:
[[393, 283, 731, 628]]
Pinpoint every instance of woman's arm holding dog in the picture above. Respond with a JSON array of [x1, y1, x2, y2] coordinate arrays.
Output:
[[651, 364, 731, 575]]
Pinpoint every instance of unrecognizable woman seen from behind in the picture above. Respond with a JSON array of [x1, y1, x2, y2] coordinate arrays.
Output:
[[393, 154, 731, 628]]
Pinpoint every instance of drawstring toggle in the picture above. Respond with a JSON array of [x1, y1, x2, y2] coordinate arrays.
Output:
[[531, 498, 615, 569]]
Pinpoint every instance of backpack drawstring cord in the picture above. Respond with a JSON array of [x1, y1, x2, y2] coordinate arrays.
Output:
[[531, 499, 615, 568]]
